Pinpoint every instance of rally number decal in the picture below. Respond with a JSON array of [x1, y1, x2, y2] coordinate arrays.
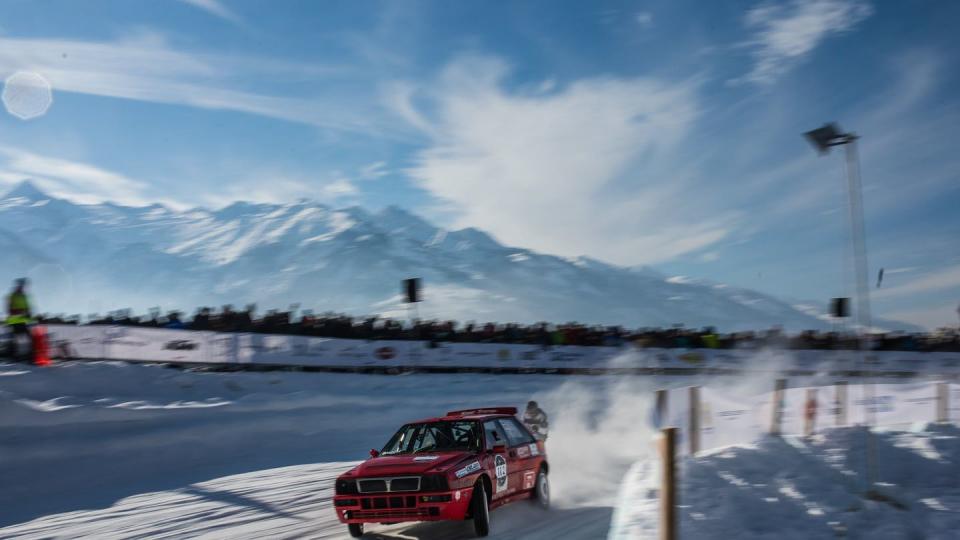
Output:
[[494, 455, 508, 493]]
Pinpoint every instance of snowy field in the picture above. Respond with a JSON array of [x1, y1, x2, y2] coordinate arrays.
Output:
[[0, 360, 663, 539], [611, 424, 960, 539], [3, 360, 957, 539]]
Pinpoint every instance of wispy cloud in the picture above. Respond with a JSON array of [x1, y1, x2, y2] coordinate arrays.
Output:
[[197, 170, 358, 208], [178, 0, 244, 26], [0, 146, 155, 206], [635, 12, 654, 28], [396, 55, 735, 266], [0, 34, 394, 135], [736, 0, 873, 84], [359, 161, 390, 180]]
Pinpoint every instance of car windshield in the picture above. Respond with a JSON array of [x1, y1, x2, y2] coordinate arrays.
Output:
[[380, 421, 481, 456]]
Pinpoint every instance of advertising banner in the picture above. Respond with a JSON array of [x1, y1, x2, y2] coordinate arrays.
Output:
[[699, 387, 767, 450], [46, 324, 107, 359], [207, 332, 236, 364], [103, 326, 208, 363], [39, 325, 960, 375], [848, 382, 939, 426]]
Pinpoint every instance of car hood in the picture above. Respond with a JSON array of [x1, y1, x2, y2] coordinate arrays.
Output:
[[351, 452, 473, 477]]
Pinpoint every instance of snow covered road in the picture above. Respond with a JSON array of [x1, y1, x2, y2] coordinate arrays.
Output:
[[0, 460, 612, 539], [0, 361, 636, 538]]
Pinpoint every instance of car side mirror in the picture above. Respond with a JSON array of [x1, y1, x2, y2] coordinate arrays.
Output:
[[491, 442, 507, 454], [369, 449, 380, 458]]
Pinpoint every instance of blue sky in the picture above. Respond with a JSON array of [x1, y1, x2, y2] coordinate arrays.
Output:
[[0, 0, 958, 329]]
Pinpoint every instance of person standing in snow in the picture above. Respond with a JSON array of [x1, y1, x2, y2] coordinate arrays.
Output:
[[6, 278, 33, 361], [523, 400, 549, 440]]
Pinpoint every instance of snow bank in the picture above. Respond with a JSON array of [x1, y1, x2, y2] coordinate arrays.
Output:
[[609, 425, 960, 539]]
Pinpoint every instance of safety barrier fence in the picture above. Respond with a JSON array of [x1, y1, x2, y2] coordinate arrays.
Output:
[[42, 324, 960, 375], [652, 379, 958, 456]]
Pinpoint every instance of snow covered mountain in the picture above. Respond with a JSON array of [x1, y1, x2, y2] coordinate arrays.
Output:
[[0, 180, 906, 331]]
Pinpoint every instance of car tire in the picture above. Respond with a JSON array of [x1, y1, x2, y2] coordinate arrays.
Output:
[[348, 523, 363, 538], [532, 468, 550, 510], [472, 481, 490, 537]]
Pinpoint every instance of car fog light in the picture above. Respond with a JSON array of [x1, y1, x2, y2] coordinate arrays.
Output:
[[420, 495, 452, 503]]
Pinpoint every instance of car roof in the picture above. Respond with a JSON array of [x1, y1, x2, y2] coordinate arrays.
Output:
[[409, 407, 518, 424]]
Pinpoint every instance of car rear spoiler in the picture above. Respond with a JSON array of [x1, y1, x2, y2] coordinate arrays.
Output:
[[446, 407, 518, 417]]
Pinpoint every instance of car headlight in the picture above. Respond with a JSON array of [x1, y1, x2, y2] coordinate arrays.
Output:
[[420, 474, 450, 492], [335, 479, 359, 495]]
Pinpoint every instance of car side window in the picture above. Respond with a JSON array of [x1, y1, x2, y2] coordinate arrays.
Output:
[[483, 420, 507, 449], [497, 417, 535, 447]]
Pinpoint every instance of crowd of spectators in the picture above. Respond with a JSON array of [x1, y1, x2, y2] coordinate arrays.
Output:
[[37, 305, 960, 352]]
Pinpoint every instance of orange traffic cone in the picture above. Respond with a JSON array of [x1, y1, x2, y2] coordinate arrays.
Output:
[[31, 325, 51, 367]]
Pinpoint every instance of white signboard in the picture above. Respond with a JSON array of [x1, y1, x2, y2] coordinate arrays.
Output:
[[699, 387, 766, 450]]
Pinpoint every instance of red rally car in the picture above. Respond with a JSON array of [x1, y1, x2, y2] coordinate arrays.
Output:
[[333, 407, 549, 537]]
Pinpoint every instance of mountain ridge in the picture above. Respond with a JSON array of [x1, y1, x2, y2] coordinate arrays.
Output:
[[0, 180, 920, 331]]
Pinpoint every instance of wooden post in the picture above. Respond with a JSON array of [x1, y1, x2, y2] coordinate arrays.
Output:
[[770, 379, 786, 435], [835, 381, 848, 426], [660, 427, 677, 540], [937, 382, 949, 423], [803, 388, 817, 437], [688, 386, 700, 455], [655, 389, 668, 428]]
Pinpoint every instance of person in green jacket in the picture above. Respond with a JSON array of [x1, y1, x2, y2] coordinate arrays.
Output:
[[7, 278, 33, 361]]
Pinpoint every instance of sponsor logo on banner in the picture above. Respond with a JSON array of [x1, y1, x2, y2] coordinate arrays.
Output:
[[856, 395, 894, 413], [863, 355, 884, 367], [494, 455, 508, 492], [521, 351, 538, 361], [549, 351, 583, 362], [457, 351, 494, 357], [714, 353, 741, 366], [375, 347, 396, 360], [292, 344, 329, 357], [497, 349, 511, 361], [164, 340, 198, 351], [455, 461, 481, 478], [677, 352, 704, 365], [940, 357, 960, 370]]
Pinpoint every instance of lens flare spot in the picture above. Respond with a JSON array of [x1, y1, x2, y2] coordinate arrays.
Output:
[[3, 71, 54, 120]]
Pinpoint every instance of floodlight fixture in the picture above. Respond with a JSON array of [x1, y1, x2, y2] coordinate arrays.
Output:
[[803, 123, 856, 154]]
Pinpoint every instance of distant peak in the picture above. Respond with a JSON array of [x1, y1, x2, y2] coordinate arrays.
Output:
[[3, 179, 50, 201], [375, 205, 439, 229], [377, 204, 423, 221]]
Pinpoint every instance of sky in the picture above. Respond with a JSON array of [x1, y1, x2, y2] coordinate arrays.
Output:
[[0, 0, 958, 329]]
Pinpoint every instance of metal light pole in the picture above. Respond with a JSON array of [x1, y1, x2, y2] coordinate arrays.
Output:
[[804, 123, 878, 496]]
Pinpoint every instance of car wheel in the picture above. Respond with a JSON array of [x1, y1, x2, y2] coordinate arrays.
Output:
[[348, 523, 363, 538], [532, 468, 550, 510], [472, 481, 490, 537]]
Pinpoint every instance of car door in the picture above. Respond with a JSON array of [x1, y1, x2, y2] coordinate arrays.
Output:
[[497, 417, 539, 492], [482, 420, 514, 499]]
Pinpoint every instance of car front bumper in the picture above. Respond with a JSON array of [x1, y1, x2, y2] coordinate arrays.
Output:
[[333, 486, 474, 524]]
